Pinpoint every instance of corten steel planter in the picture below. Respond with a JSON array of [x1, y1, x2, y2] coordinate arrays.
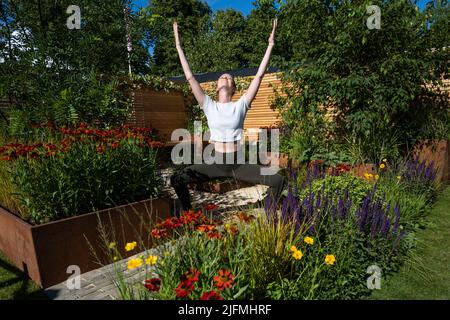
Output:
[[0, 197, 171, 288], [413, 139, 450, 183]]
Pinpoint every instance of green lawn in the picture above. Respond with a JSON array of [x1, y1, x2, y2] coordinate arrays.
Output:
[[372, 185, 450, 300], [0, 252, 48, 300]]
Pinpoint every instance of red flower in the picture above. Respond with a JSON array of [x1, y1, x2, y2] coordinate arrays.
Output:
[[96, 145, 105, 153], [200, 291, 223, 300], [175, 280, 195, 299], [180, 210, 208, 225], [237, 212, 256, 223], [143, 278, 161, 292], [196, 224, 216, 233], [207, 231, 222, 240], [151, 228, 168, 239], [204, 203, 218, 211], [213, 269, 234, 291], [1, 156, 12, 161], [111, 142, 120, 149], [161, 217, 182, 230], [181, 268, 201, 283]]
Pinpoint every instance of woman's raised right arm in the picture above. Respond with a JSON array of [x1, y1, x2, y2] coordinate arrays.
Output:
[[173, 21, 205, 107]]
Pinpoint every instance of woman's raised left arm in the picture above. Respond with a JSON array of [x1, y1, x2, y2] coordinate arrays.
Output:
[[244, 18, 278, 104]]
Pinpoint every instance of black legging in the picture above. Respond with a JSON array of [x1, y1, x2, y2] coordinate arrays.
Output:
[[170, 150, 286, 211]]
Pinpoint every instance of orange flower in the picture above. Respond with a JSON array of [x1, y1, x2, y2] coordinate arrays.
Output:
[[196, 224, 216, 233], [151, 228, 168, 239], [207, 231, 222, 240], [181, 268, 201, 283], [213, 269, 234, 291], [237, 212, 255, 223], [175, 281, 195, 299]]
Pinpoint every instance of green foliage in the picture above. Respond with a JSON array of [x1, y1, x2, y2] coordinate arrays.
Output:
[[274, 0, 450, 163], [1, 0, 150, 131], [8, 129, 162, 224], [299, 174, 371, 208]]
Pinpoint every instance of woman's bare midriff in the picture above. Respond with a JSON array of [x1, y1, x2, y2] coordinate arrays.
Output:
[[212, 141, 239, 153]]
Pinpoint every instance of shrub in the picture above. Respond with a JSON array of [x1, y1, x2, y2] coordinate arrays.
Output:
[[299, 173, 371, 209]]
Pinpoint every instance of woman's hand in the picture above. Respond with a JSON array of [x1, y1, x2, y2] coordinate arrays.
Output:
[[173, 20, 182, 47], [268, 18, 278, 47]]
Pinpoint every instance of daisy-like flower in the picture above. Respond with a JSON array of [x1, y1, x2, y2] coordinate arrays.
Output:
[[143, 278, 161, 292], [125, 241, 137, 252], [200, 291, 223, 300], [325, 254, 336, 265], [292, 249, 303, 260], [127, 258, 143, 270], [146, 255, 158, 266], [213, 269, 234, 291], [290, 245, 298, 252], [151, 228, 168, 239], [181, 268, 201, 283], [304, 237, 314, 245], [379, 163, 386, 169], [175, 280, 195, 299]]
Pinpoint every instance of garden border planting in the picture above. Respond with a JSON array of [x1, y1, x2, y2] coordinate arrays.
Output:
[[0, 197, 171, 288]]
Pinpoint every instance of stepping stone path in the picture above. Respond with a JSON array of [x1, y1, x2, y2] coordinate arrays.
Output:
[[45, 168, 269, 300]]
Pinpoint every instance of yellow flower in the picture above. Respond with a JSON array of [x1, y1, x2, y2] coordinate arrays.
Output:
[[125, 241, 137, 252], [304, 237, 314, 245], [396, 175, 401, 180], [109, 242, 116, 249], [368, 173, 373, 178], [382, 158, 387, 163], [127, 258, 143, 270], [379, 163, 386, 169], [375, 174, 380, 180], [290, 245, 298, 252], [146, 255, 158, 266], [325, 254, 336, 265], [113, 256, 119, 261], [292, 249, 303, 260], [364, 173, 370, 180]]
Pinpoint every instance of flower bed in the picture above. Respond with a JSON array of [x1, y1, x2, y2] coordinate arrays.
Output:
[[0, 198, 171, 288], [0, 123, 171, 288], [107, 156, 441, 300], [0, 123, 164, 224]]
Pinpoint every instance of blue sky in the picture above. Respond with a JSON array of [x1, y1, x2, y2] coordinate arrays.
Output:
[[132, 0, 254, 15], [132, 0, 429, 14]]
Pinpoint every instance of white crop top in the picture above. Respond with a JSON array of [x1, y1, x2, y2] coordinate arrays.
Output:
[[202, 94, 251, 142]]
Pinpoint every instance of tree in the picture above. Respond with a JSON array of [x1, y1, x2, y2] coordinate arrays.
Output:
[[187, 9, 247, 72], [146, 0, 212, 76], [243, 0, 282, 68], [274, 0, 450, 163], [0, 0, 149, 128]]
